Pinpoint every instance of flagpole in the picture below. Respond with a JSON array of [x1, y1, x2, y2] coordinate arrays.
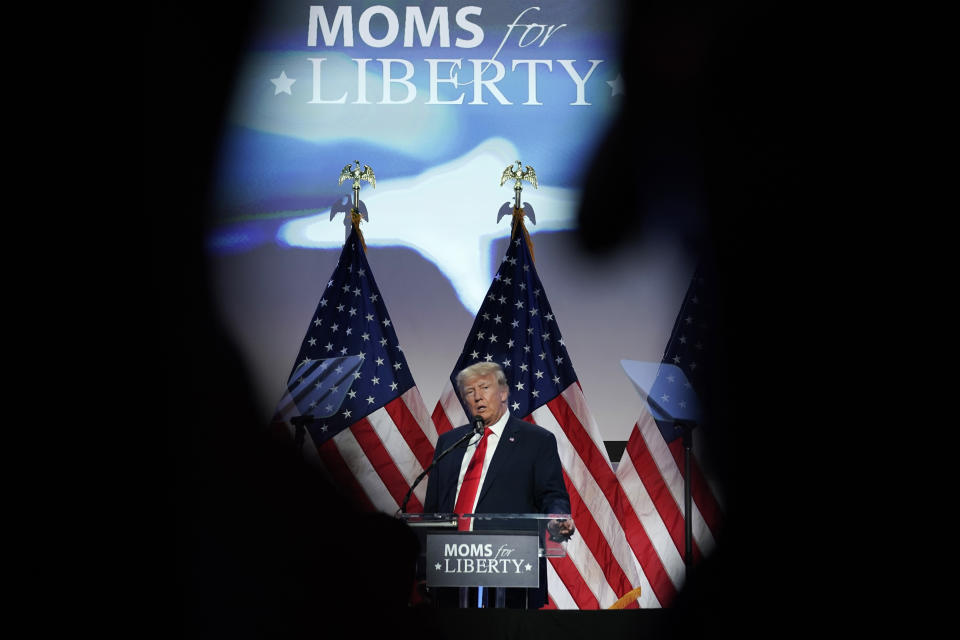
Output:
[[681, 420, 694, 580]]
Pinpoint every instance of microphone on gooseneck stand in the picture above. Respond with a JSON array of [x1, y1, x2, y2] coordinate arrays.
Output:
[[397, 414, 487, 515]]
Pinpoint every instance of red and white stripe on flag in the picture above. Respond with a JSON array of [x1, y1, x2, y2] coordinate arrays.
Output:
[[277, 387, 438, 514], [613, 405, 725, 601]]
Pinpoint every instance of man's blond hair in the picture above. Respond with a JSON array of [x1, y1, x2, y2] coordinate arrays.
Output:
[[455, 362, 508, 397]]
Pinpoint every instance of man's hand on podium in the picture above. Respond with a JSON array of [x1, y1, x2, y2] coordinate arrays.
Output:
[[547, 518, 575, 542]]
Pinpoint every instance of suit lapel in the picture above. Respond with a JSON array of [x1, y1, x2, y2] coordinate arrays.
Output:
[[476, 418, 520, 506], [440, 437, 469, 512]]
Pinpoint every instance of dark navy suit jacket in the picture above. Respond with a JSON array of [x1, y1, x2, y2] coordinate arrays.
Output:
[[423, 415, 571, 516], [422, 415, 570, 609]]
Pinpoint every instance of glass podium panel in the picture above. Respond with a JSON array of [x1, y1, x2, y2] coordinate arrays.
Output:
[[399, 513, 573, 608]]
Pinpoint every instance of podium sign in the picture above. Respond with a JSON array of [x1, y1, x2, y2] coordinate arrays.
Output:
[[426, 532, 540, 588]]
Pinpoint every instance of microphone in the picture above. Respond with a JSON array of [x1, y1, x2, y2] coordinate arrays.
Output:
[[397, 413, 486, 514]]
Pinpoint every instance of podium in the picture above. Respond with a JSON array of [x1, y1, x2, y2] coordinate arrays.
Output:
[[399, 513, 571, 609]]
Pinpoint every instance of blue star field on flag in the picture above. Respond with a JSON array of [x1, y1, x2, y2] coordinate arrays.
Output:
[[647, 267, 713, 443], [450, 224, 577, 417], [279, 226, 416, 444]]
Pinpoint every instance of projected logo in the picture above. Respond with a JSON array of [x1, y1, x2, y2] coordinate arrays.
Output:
[[211, 2, 625, 313]]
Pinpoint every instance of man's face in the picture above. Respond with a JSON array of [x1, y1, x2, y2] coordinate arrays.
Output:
[[462, 373, 509, 426]]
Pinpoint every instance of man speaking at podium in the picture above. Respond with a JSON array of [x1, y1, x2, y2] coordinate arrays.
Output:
[[424, 362, 575, 608]]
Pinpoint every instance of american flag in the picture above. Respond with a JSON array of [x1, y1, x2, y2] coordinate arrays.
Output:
[[272, 225, 438, 513], [614, 267, 725, 604], [431, 220, 649, 609]]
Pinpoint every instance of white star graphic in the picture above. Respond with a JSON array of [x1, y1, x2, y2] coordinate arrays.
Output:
[[270, 70, 296, 95], [607, 73, 625, 96]]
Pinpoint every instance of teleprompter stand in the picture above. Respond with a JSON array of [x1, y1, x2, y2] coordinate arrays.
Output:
[[621, 360, 701, 580]]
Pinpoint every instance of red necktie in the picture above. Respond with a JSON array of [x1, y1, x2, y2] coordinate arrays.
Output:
[[454, 427, 492, 531]]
